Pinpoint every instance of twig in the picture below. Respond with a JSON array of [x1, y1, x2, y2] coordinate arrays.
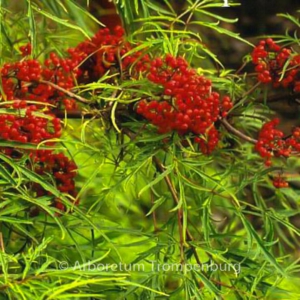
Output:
[[0, 232, 4, 252], [39, 80, 90, 104], [220, 117, 258, 144], [235, 61, 248, 75], [152, 156, 246, 294], [52, 110, 95, 119], [152, 156, 185, 263], [242, 81, 261, 98], [234, 81, 261, 105], [152, 156, 204, 266], [150, 190, 158, 232]]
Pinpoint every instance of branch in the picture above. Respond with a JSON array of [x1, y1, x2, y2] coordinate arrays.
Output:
[[152, 156, 201, 265], [220, 117, 258, 144], [39, 80, 90, 104], [151, 156, 247, 293], [52, 110, 95, 119], [242, 82, 261, 98], [235, 82, 261, 105], [0, 232, 4, 252]]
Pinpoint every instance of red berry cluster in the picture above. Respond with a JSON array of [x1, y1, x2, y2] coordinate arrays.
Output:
[[272, 175, 289, 188], [0, 46, 81, 213], [252, 39, 300, 91], [1, 26, 150, 112], [1, 59, 42, 83], [1, 55, 78, 110], [68, 26, 149, 81], [32, 151, 78, 211], [20, 43, 32, 57], [0, 25, 154, 214], [194, 127, 219, 155], [27, 151, 78, 216], [255, 118, 300, 166], [0, 26, 159, 213], [0, 107, 61, 145], [255, 118, 285, 166], [0, 109, 77, 213], [136, 54, 233, 154], [43, 52, 81, 110]]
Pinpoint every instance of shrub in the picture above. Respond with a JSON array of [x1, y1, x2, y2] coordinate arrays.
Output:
[[0, 1, 299, 299]]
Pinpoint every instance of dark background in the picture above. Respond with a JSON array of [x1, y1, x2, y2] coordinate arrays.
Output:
[[228, 0, 299, 36]]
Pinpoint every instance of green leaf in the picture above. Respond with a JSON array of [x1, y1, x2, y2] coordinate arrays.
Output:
[[138, 163, 174, 197], [240, 216, 285, 276], [31, 4, 90, 39]]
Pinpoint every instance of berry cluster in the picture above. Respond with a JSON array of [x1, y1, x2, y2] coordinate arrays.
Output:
[[1, 26, 151, 113], [1, 59, 42, 82], [43, 52, 81, 110], [27, 151, 78, 216], [255, 119, 300, 165], [1, 55, 78, 110], [252, 39, 300, 91], [0, 46, 81, 213], [255, 119, 300, 187], [33, 151, 78, 211], [0, 25, 154, 213], [68, 26, 149, 81], [255, 118, 285, 167], [19, 43, 32, 57], [136, 55, 233, 154], [4, 24, 299, 202], [0, 107, 61, 145], [272, 175, 289, 188]]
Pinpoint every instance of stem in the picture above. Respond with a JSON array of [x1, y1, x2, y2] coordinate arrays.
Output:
[[152, 156, 202, 265], [235, 61, 248, 75], [237, 82, 261, 102], [39, 80, 90, 104], [152, 156, 185, 263], [52, 110, 95, 119], [152, 156, 245, 294], [177, 209, 185, 264], [0, 232, 4, 252], [234, 82, 261, 106], [150, 190, 158, 232], [220, 117, 258, 144]]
